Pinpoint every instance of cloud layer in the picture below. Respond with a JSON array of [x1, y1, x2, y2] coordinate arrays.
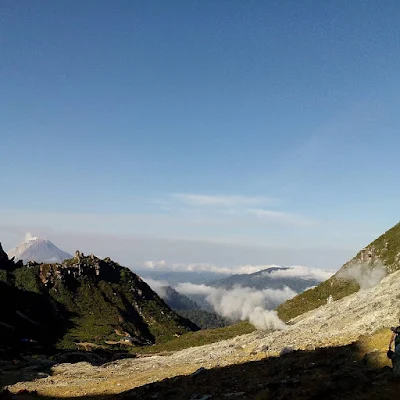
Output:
[[142, 261, 334, 280], [266, 265, 334, 281]]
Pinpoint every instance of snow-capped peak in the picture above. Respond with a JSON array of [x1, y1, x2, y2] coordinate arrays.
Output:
[[7, 236, 72, 264]]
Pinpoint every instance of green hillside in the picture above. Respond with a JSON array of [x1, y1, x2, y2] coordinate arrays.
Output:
[[0, 246, 198, 351], [277, 222, 400, 321]]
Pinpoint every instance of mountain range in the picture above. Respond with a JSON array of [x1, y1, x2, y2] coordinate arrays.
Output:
[[208, 266, 323, 292], [2, 222, 400, 398]]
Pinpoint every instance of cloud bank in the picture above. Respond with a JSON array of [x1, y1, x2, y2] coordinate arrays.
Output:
[[266, 265, 334, 281], [142, 261, 334, 281], [174, 282, 295, 330]]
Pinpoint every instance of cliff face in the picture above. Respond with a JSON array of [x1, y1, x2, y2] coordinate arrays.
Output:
[[0, 248, 198, 350]]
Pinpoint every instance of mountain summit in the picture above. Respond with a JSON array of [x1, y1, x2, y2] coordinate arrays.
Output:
[[7, 237, 72, 264]]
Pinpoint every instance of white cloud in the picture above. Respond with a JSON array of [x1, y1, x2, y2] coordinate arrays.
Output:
[[174, 282, 295, 330], [171, 193, 273, 208], [143, 260, 167, 269], [141, 277, 169, 299], [140, 261, 334, 280], [167, 263, 268, 275], [248, 208, 313, 227], [24, 232, 37, 241], [266, 265, 334, 281], [175, 282, 216, 296]]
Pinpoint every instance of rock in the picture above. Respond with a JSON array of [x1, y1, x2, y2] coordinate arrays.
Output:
[[223, 392, 246, 398], [363, 350, 388, 368], [191, 367, 207, 376], [279, 347, 294, 356], [36, 372, 50, 378]]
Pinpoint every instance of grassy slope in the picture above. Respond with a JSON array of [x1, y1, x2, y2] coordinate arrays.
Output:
[[133, 321, 255, 354], [277, 221, 400, 321]]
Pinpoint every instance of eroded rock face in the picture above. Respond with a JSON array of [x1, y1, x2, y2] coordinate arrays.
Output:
[[38, 252, 119, 288]]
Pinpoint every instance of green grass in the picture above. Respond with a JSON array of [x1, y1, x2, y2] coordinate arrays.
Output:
[[132, 321, 255, 354], [277, 277, 359, 321]]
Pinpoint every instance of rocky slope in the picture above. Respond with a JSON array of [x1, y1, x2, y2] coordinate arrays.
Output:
[[0, 247, 198, 350], [277, 221, 400, 321]]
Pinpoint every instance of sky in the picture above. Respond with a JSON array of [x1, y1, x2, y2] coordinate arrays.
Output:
[[1, 1, 400, 273]]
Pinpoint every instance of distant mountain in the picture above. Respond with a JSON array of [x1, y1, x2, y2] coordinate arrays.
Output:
[[0, 246, 198, 350], [208, 266, 321, 293], [158, 286, 230, 329], [137, 270, 228, 285], [160, 285, 201, 310], [7, 237, 72, 264]]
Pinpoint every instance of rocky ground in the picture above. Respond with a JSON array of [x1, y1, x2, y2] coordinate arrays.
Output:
[[2, 271, 400, 399]]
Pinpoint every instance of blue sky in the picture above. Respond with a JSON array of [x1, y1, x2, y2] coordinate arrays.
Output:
[[1, 1, 400, 271]]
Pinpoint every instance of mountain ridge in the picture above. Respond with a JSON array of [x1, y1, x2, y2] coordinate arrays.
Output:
[[208, 266, 323, 293]]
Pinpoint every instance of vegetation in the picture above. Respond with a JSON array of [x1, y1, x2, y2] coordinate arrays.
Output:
[[175, 309, 230, 329], [132, 321, 255, 354], [277, 278, 359, 321], [0, 252, 198, 351]]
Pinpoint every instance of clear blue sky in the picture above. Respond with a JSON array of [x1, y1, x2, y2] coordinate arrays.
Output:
[[1, 1, 400, 271]]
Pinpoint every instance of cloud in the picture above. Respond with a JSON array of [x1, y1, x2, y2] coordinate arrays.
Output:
[[171, 193, 273, 208], [143, 260, 167, 269], [248, 209, 313, 227], [175, 282, 216, 296], [337, 261, 387, 290], [141, 277, 169, 299], [24, 232, 37, 241], [175, 282, 295, 330], [208, 285, 294, 330], [266, 265, 334, 281], [141, 261, 334, 280], [143, 261, 270, 275]]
